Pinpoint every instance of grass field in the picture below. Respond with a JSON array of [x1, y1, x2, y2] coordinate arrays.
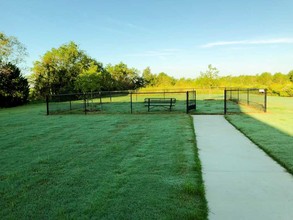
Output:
[[225, 96, 293, 174], [0, 104, 207, 219]]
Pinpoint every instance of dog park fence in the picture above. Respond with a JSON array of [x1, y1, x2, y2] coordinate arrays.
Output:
[[46, 88, 267, 115], [46, 90, 196, 115], [224, 88, 267, 114]]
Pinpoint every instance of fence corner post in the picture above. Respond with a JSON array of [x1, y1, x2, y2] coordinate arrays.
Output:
[[264, 88, 267, 112], [186, 91, 189, 114], [195, 90, 197, 110], [224, 89, 227, 115], [130, 92, 133, 114]]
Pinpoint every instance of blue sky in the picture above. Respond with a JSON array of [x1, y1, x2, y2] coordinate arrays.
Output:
[[1, 0, 293, 78]]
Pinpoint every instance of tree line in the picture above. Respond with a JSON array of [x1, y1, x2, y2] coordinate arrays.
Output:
[[1, 32, 293, 107], [30, 42, 145, 99], [163, 65, 293, 97]]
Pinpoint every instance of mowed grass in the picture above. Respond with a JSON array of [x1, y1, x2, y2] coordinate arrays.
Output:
[[225, 96, 293, 174], [0, 104, 207, 219]]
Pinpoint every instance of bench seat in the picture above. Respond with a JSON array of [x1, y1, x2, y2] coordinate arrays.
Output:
[[144, 98, 176, 111]]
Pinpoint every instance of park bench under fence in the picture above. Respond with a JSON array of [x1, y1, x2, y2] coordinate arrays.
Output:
[[144, 98, 176, 112]]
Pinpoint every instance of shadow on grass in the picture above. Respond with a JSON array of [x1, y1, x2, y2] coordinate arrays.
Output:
[[225, 113, 293, 175]]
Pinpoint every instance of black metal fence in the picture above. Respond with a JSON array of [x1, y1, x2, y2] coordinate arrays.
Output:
[[46, 90, 196, 115], [224, 88, 267, 114], [46, 88, 266, 115]]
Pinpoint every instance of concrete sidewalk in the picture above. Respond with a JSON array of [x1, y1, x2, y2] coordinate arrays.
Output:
[[193, 115, 293, 220]]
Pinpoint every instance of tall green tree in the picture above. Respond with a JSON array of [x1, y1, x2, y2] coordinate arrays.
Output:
[[272, 72, 288, 84], [0, 32, 29, 106], [75, 62, 108, 93], [257, 72, 272, 86], [31, 42, 104, 98], [0, 32, 27, 65], [106, 62, 144, 90], [142, 67, 156, 87], [0, 62, 29, 107], [197, 64, 219, 88], [155, 72, 176, 87]]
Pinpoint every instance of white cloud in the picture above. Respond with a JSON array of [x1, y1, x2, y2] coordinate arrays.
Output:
[[201, 38, 293, 48]]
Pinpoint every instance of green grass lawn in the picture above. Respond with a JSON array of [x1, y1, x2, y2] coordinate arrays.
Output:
[[225, 96, 293, 174], [0, 104, 207, 219]]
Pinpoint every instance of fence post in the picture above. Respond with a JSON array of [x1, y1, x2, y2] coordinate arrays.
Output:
[[264, 89, 267, 112], [99, 91, 102, 111], [46, 95, 49, 115], [186, 91, 189, 114], [130, 92, 133, 114], [195, 90, 197, 110], [247, 89, 250, 105], [84, 94, 87, 115], [69, 95, 72, 111], [224, 89, 227, 115], [237, 88, 240, 103]]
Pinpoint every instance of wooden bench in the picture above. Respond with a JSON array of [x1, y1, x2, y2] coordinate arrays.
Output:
[[144, 98, 176, 112]]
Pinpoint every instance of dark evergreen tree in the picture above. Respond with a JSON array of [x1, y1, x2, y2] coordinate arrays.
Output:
[[0, 62, 29, 107]]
